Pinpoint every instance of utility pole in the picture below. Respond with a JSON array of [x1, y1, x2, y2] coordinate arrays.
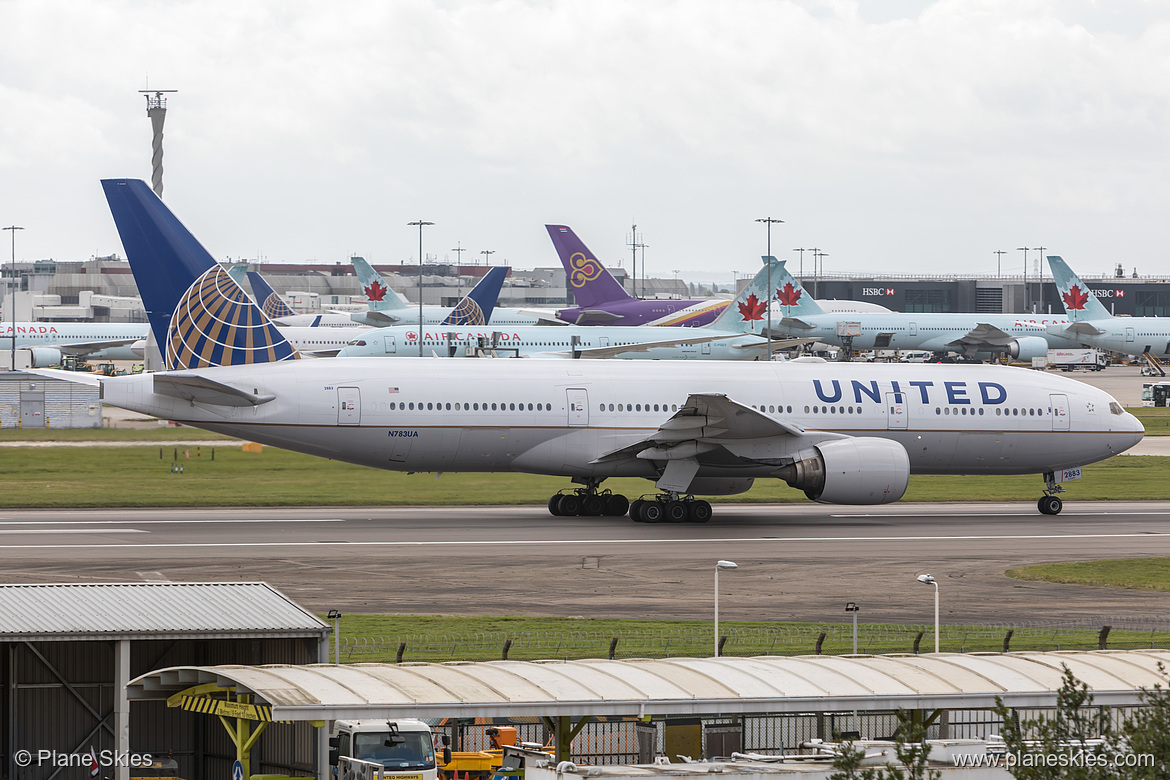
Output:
[[1017, 247, 1030, 312], [4, 225, 23, 370], [756, 217, 784, 357], [408, 220, 434, 356], [451, 243, 466, 266], [627, 224, 647, 298], [1033, 246, 1047, 307]]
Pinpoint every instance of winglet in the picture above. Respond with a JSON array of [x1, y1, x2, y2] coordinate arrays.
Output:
[[1048, 256, 1113, 322], [546, 225, 631, 307], [441, 266, 507, 325]]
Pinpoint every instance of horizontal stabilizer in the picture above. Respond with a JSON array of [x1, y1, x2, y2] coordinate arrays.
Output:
[[153, 373, 276, 407], [26, 368, 103, 388], [571, 309, 624, 325], [779, 316, 816, 331]]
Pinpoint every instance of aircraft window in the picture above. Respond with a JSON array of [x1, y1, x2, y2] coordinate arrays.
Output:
[[636, 404, 642, 411], [1110, 402, 1124, 415], [830, 406, 836, 414], [492, 403, 498, 410], [426, 403, 433, 410], [672, 405, 678, 411], [811, 406, 818, 414], [654, 404, 660, 412], [805, 406, 810, 413], [944, 407, 951, 415], [822, 406, 828, 414], [407, 402, 414, 410], [609, 404, 615, 411], [473, 403, 479, 410], [996, 408, 1001, 416], [599, 404, 604, 411], [618, 404, 624, 411], [1012, 408, 1018, 416], [978, 408, 984, 415], [935, 408, 941, 415], [768, 405, 774, 413], [509, 403, 516, 411]]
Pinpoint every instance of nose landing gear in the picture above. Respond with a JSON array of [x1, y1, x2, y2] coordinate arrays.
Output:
[[1038, 472, 1065, 515]]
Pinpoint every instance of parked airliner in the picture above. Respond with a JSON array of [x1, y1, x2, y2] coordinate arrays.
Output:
[[337, 258, 805, 360], [2, 322, 147, 366], [1047, 255, 1170, 359], [766, 258, 1080, 359], [55, 179, 1142, 522]]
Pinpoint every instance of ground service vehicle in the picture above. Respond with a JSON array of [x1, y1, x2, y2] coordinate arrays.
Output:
[[1141, 382, 1170, 407], [1046, 349, 1107, 371], [330, 720, 443, 779]]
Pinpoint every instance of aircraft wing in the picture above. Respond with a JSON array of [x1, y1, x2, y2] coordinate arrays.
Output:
[[572, 309, 624, 325], [544, 334, 745, 359], [54, 338, 141, 356], [945, 322, 1016, 349], [153, 373, 276, 407]]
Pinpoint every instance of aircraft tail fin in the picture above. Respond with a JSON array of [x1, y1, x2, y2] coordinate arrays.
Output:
[[246, 271, 298, 319], [1048, 256, 1113, 322], [352, 256, 409, 311], [441, 267, 507, 325], [768, 257, 826, 316], [546, 225, 631, 307], [101, 178, 297, 370], [707, 258, 786, 333], [227, 265, 250, 293]]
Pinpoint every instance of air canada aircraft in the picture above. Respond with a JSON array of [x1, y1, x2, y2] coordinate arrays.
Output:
[[766, 259, 1080, 359], [1, 321, 147, 366], [1047, 255, 1170, 360], [47, 179, 1143, 522]]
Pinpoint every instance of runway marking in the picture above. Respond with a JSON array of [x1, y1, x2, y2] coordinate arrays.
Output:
[[2, 532, 1170, 550], [0, 518, 346, 526], [0, 529, 148, 535], [831, 512, 1170, 518]]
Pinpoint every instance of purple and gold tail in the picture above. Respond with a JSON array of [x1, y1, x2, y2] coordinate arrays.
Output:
[[545, 225, 631, 308]]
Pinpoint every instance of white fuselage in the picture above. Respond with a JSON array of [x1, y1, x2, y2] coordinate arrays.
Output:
[[1, 321, 148, 361], [1058, 317, 1170, 358], [778, 313, 1078, 354], [337, 325, 770, 360], [97, 360, 1142, 485]]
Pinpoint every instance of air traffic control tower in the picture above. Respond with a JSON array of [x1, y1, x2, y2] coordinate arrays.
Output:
[[140, 89, 176, 197]]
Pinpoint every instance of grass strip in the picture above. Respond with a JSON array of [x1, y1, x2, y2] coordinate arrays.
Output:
[[1007, 558, 1170, 592]]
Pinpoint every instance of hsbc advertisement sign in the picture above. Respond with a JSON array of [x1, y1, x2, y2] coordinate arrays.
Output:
[[862, 287, 896, 296], [1089, 288, 1126, 298]]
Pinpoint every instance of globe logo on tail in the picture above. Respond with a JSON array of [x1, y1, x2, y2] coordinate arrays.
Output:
[[569, 252, 603, 288], [445, 298, 486, 326], [167, 267, 298, 369], [261, 292, 296, 319]]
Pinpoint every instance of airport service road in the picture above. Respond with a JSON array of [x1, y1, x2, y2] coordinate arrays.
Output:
[[1, 502, 1169, 624]]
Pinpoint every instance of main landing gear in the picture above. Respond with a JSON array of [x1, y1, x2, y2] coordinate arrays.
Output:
[[629, 493, 712, 524], [548, 487, 630, 517], [1038, 472, 1064, 515]]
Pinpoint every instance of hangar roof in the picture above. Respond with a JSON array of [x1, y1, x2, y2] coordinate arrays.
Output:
[[0, 582, 329, 641], [129, 649, 1170, 720]]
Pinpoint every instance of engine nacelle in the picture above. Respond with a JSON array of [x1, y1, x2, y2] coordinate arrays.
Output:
[[777, 438, 909, 505], [1008, 336, 1049, 361], [28, 347, 63, 368], [686, 477, 755, 496]]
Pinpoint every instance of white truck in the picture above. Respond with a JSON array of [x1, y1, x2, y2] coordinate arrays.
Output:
[[330, 719, 447, 780], [1043, 349, 1107, 371]]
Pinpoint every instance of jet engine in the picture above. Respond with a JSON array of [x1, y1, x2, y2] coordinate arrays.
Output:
[[28, 347, 63, 367], [1007, 336, 1049, 361], [776, 437, 910, 504]]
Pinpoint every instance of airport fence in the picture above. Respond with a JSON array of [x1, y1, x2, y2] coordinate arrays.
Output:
[[337, 615, 1170, 663]]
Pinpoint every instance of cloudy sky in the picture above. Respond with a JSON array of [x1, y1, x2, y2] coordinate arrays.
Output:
[[2, 0, 1168, 283]]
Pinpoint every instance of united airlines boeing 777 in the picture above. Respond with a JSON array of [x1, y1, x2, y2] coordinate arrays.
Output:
[[48, 179, 1141, 522]]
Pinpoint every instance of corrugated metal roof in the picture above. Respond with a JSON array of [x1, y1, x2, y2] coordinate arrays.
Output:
[[0, 582, 329, 640], [128, 650, 1170, 720]]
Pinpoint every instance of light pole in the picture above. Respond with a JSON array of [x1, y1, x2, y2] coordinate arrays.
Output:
[[994, 250, 1006, 279], [917, 574, 939, 653], [1017, 247, 1029, 312], [812, 249, 828, 299], [793, 248, 807, 279], [408, 220, 434, 356], [845, 602, 859, 654], [4, 226, 24, 370], [327, 609, 342, 664], [714, 560, 738, 657], [757, 217, 784, 357], [1033, 246, 1047, 306], [480, 249, 495, 267]]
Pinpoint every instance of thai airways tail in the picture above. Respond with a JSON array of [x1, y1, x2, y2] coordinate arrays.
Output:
[[767, 256, 826, 319], [440, 266, 507, 326], [101, 178, 297, 370], [246, 271, 298, 319], [545, 225, 631, 307], [1048, 255, 1113, 323], [706, 258, 786, 333]]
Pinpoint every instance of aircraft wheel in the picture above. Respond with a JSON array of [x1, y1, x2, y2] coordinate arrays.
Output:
[[581, 494, 606, 517], [639, 501, 664, 523], [687, 500, 713, 523], [1038, 495, 1063, 515], [665, 500, 689, 523], [605, 494, 630, 517], [629, 499, 646, 522], [557, 493, 582, 516], [548, 495, 563, 517]]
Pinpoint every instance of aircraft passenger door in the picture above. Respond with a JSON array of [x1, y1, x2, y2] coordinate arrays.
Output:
[[566, 388, 589, 427], [383, 335, 397, 354], [885, 392, 907, 430], [1050, 394, 1070, 431], [337, 387, 361, 425], [908, 322, 918, 336], [701, 342, 711, 355], [1126, 327, 1135, 343]]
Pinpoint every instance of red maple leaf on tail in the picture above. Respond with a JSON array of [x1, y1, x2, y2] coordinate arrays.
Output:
[[738, 293, 766, 322], [1062, 285, 1089, 311], [364, 280, 388, 301], [776, 282, 802, 307]]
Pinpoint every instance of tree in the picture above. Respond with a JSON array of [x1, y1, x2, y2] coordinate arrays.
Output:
[[828, 718, 940, 780]]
